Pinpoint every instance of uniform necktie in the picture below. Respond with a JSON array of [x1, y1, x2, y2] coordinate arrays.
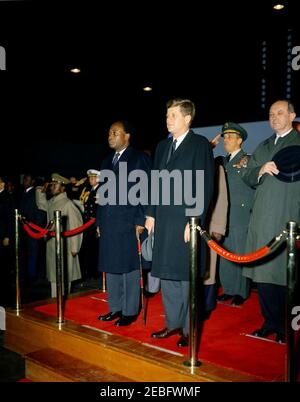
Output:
[[226, 154, 231, 162], [166, 139, 177, 164], [274, 135, 282, 145], [112, 152, 120, 167]]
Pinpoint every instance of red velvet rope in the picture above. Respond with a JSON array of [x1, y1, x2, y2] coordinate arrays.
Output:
[[22, 223, 48, 239], [207, 239, 270, 263], [22, 218, 96, 238], [26, 221, 49, 233], [49, 218, 96, 237]]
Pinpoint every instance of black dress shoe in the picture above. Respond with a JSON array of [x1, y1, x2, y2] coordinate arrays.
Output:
[[252, 327, 276, 338], [275, 333, 286, 344], [114, 315, 137, 326], [98, 311, 122, 321], [177, 334, 189, 347], [151, 327, 182, 339], [231, 295, 245, 306], [217, 293, 234, 302]]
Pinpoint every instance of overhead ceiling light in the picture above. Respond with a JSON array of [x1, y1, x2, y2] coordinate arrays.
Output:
[[70, 68, 81, 74], [143, 86, 152, 92], [273, 4, 285, 10]]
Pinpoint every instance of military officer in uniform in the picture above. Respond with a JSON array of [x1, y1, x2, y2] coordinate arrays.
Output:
[[217, 122, 254, 306], [79, 169, 101, 281], [36, 173, 83, 297]]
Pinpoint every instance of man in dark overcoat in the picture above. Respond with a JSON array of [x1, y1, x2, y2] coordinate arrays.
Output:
[[0, 175, 15, 305], [242, 100, 300, 343], [97, 120, 151, 326], [145, 98, 214, 347], [19, 173, 47, 281]]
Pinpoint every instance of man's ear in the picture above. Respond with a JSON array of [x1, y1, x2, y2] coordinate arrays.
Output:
[[290, 112, 297, 122], [185, 114, 192, 126]]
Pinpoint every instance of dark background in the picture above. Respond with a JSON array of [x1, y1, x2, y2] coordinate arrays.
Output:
[[0, 0, 299, 179]]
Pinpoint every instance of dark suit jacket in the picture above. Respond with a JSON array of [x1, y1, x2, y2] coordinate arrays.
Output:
[[97, 146, 151, 273], [19, 187, 46, 227], [147, 130, 214, 281], [0, 190, 14, 241]]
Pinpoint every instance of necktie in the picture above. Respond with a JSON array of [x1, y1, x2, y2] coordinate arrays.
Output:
[[225, 154, 231, 163], [166, 139, 177, 164], [112, 152, 120, 167], [274, 135, 282, 145]]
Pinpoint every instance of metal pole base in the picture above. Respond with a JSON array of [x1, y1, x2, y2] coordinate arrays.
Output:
[[183, 360, 201, 367], [11, 306, 23, 316], [56, 318, 65, 324], [100, 272, 106, 292]]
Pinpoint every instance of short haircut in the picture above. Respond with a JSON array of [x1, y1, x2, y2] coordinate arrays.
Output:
[[273, 99, 295, 114], [117, 120, 136, 136], [166, 98, 196, 122], [0, 176, 7, 183]]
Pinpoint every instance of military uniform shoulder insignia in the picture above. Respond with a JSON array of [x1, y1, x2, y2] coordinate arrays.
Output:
[[233, 154, 249, 168], [79, 187, 90, 205]]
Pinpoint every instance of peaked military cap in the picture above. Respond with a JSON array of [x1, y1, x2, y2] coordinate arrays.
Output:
[[221, 122, 248, 141], [87, 169, 100, 177], [51, 173, 70, 185]]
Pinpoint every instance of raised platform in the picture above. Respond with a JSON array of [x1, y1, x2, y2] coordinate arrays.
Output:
[[4, 291, 266, 382]]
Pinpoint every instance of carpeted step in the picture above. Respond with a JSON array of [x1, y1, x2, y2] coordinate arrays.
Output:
[[25, 348, 134, 382]]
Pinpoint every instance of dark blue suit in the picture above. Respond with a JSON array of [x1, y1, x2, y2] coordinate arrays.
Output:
[[97, 146, 151, 315], [19, 187, 47, 280]]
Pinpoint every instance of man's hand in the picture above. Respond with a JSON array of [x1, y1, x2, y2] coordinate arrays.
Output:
[[41, 182, 49, 193], [76, 177, 87, 186], [135, 225, 145, 240], [211, 232, 222, 242], [2, 237, 9, 247], [259, 161, 279, 177], [184, 222, 190, 243], [210, 133, 221, 149], [145, 217, 155, 234], [96, 226, 100, 237]]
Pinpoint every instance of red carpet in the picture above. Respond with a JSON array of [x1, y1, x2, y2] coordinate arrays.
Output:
[[35, 290, 293, 381]]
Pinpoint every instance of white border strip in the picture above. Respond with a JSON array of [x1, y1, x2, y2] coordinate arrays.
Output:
[[242, 333, 281, 344], [82, 325, 112, 335], [142, 342, 184, 356], [89, 296, 108, 302]]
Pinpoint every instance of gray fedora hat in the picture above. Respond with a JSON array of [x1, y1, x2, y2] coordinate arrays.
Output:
[[141, 232, 154, 262]]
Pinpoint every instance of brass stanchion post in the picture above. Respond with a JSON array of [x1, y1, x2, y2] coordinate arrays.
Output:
[[101, 272, 106, 292], [55, 210, 64, 326], [286, 221, 298, 383], [184, 217, 201, 371], [14, 209, 21, 315]]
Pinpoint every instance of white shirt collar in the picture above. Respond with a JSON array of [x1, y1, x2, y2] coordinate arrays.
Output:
[[229, 148, 241, 161], [114, 147, 127, 158], [172, 129, 189, 149], [275, 128, 293, 139], [26, 186, 34, 193], [0, 189, 4, 194]]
